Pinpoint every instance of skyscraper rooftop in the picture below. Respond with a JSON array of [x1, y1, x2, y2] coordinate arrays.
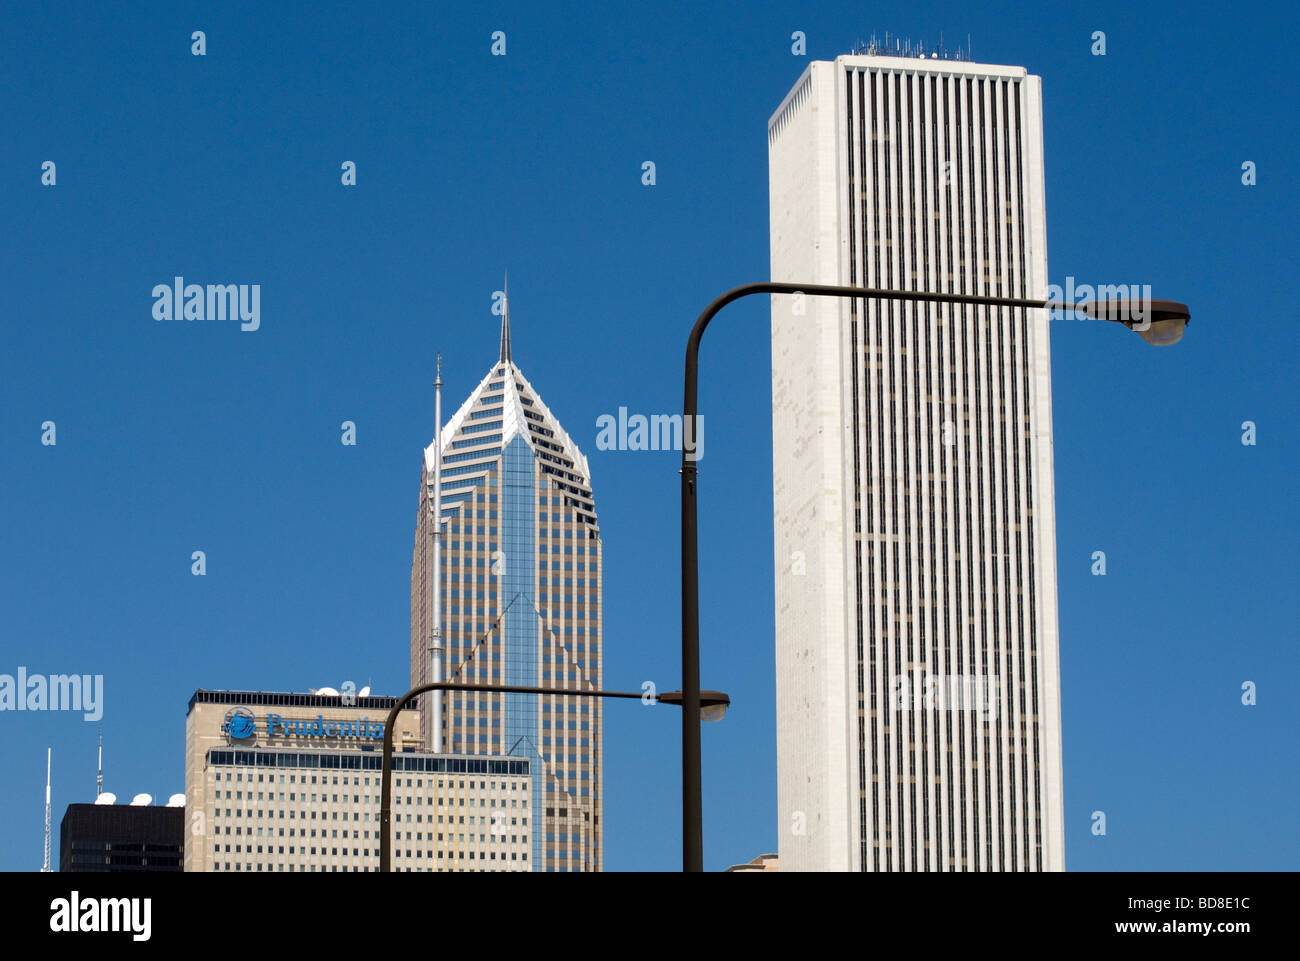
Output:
[[423, 292, 597, 530]]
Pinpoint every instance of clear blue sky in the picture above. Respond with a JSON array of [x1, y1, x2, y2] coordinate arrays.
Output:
[[2, 0, 1296, 871]]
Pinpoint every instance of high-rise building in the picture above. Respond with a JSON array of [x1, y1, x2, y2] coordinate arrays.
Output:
[[768, 52, 1065, 871], [60, 803, 184, 872], [410, 294, 604, 871], [184, 689, 534, 872]]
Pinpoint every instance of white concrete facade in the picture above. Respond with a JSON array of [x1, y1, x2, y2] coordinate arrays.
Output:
[[769, 54, 1065, 872]]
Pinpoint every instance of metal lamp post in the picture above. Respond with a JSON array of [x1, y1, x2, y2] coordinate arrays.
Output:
[[678, 282, 1190, 872], [379, 680, 731, 872]]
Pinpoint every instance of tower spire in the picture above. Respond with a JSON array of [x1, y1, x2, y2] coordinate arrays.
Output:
[[499, 272, 512, 365]]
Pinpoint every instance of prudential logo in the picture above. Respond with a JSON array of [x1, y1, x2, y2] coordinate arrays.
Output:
[[223, 707, 256, 742]]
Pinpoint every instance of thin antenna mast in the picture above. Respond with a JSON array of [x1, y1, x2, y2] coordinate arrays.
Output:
[[42, 748, 51, 872], [499, 272, 512, 364], [429, 353, 445, 754], [97, 728, 103, 799]]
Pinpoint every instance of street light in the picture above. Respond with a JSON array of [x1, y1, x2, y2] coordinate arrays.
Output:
[[678, 282, 1191, 873], [1083, 298, 1191, 346], [378, 679, 730, 872], [657, 690, 730, 723]]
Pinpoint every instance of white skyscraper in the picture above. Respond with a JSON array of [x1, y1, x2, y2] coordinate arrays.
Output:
[[768, 52, 1065, 871]]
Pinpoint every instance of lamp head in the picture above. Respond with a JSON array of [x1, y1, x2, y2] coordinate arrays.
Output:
[[658, 690, 731, 722], [1084, 299, 1190, 346]]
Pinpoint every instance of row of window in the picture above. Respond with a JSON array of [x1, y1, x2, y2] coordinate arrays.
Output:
[[211, 864, 528, 872], [442, 464, 494, 478], [210, 772, 525, 789], [208, 751, 529, 775], [211, 848, 528, 864], [438, 557, 596, 573], [191, 691, 398, 709], [210, 822, 527, 841], [211, 812, 527, 830], [445, 450, 501, 465], [211, 793, 529, 808], [453, 434, 503, 449]]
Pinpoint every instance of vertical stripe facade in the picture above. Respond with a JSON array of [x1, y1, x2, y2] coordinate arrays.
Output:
[[769, 55, 1064, 872]]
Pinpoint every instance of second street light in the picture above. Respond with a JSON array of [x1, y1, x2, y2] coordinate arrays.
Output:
[[676, 283, 1190, 873], [379, 680, 730, 872]]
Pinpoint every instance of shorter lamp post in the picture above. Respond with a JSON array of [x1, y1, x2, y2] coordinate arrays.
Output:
[[379, 681, 730, 872]]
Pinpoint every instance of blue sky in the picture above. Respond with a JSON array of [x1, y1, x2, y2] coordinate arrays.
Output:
[[2, 0, 1296, 871]]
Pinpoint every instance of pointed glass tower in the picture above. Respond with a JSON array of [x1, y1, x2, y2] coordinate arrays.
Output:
[[410, 291, 603, 871]]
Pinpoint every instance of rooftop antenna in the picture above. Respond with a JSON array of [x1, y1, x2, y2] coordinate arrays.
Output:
[[429, 352, 445, 754], [42, 748, 51, 872], [499, 272, 512, 365], [96, 728, 103, 799]]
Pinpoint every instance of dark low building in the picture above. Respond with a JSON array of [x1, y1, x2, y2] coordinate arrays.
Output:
[[60, 803, 184, 872]]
